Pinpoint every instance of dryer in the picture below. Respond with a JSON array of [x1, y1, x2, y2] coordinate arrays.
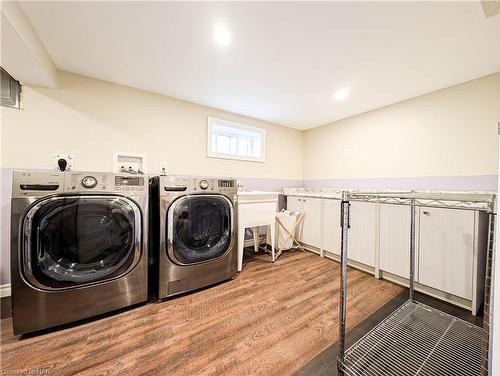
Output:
[[10, 170, 148, 334], [150, 176, 237, 299]]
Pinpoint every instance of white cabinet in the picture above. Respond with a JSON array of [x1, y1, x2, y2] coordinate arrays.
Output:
[[285, 194, 488, 313], [418, 207, 475, 300], [379, 204, 416, 279], [287, 196, 302, 212], [348, 202, 378, 267], [323, 199, 341, 255], [286, 196, 322, 249], [302, 197, 323, 248]]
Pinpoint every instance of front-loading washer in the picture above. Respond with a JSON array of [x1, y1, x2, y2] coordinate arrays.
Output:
[[10, 170, 148, 334], [149, 176, 237, 299]]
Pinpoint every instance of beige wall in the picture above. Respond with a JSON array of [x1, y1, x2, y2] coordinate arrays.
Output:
[[303, 73, 500, 180], [1, 71, 303, 179]]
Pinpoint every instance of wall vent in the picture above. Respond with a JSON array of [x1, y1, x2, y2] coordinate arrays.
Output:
[[0, 67, 22, 109], [481, 0, 500, 17]]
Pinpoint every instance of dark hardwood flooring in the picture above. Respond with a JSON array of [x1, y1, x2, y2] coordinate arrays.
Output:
[[1, 250, 402, 375]]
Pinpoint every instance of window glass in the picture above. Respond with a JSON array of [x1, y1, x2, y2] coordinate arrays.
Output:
[[207, 117, 266, 162]]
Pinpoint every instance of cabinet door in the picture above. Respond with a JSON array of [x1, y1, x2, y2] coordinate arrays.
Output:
[[323, 199, 341, 255], [301, 197, 323, 248], [418, 207, 475, 300], [286, 196, 303, 212], [379, 204, 415, 279], [349, 202, 378, 267]]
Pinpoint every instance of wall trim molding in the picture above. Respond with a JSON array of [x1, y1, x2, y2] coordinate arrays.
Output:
[[0, 284, 11, 298]]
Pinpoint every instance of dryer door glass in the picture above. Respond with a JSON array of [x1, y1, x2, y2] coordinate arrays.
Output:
[[170, 196, 232, 264], [24, 196, 141, 289]]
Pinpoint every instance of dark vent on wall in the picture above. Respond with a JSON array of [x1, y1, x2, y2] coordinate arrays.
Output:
[[1, 67, 22, 109]]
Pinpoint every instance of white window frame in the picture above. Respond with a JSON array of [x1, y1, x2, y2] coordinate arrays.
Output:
[[207, 117, 266, 163]]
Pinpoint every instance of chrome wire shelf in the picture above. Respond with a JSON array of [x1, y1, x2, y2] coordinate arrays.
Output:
[[342, 300, 482, 376], [337, 190, 496, 375], [344, 191, 496, 214]]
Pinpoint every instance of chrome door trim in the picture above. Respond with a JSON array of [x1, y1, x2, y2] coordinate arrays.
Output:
[[21, 194, 142, 291], [167, 194, 235, 266]]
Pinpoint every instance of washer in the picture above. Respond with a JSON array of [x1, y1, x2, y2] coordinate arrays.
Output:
[[10, 170, 148, 334], [150, 176, 237, 299]]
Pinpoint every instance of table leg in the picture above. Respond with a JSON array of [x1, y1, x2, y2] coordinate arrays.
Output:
[[270, 222, 276, 262], [252, 227, 259, 253]]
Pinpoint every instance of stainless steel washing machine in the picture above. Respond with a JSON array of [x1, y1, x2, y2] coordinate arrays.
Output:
[[149, 176, 237, 299], [10, 170, 148, 334]]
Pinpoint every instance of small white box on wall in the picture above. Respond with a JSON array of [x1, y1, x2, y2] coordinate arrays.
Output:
[[113, 151, 147, 174]]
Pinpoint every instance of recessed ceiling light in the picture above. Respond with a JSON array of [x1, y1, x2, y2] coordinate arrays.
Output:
[[334, 88, 350, 101], [214, 25, 231, 47]]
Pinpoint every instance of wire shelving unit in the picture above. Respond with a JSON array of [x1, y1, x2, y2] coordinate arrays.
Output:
[[337, 191, 496, 376]]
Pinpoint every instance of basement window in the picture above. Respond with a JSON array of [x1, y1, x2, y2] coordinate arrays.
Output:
[[207, 117, 266, 162], [0, 68, 22, 109]]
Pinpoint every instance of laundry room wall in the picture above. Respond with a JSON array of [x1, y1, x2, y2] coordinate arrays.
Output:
[[0, 71, 303, 286], [303, 72, 500, 191]]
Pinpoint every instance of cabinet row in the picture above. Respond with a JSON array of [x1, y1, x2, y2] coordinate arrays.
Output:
[[286, 196, 489, 314]]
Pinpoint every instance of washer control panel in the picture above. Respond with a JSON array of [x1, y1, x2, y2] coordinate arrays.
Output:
[[113, 175, 146, 192], [66, 173, 146, 194], [81, 176, 97, 188], [69, 173, 107, 191]]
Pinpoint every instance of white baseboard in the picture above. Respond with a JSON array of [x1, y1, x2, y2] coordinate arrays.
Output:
[[0, 284, 11, 298]]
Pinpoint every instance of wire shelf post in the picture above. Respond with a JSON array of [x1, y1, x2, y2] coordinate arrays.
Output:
[[337, 195, 350, 375], [481, 212, 496, 376], [409, 200, 416, 302]]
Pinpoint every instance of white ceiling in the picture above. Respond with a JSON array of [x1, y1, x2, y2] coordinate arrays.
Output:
[[19, 1, 500, 130]]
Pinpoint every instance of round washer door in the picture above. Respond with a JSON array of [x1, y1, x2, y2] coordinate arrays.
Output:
[[167, 195, 233, 264], [22, 195, 142, 289]]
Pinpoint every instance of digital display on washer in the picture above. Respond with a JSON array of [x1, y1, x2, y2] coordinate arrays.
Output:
[[218, 180, 234, 188], [115, 176, 144, 186]]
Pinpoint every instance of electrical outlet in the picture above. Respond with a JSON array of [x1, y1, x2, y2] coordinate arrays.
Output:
[[160, 162, 167, 176], [52, 154, 73, 171]]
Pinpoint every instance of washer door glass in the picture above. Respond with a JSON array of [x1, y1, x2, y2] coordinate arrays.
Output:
[[169, 196, 232, 264], [24, 196, 141, 289]]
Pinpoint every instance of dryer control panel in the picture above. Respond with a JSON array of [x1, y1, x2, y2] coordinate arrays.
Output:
[[160, 176, 237, 196]]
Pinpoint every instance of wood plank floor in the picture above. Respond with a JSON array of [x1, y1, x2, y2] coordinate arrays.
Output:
[[1, 250, 403, 375]]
